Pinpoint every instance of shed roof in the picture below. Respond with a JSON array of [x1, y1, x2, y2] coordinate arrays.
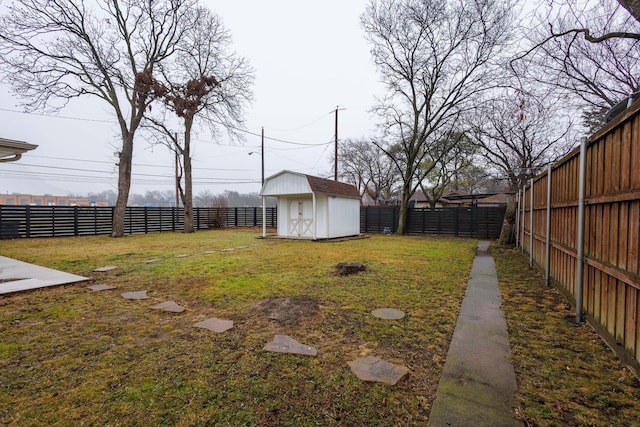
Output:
[[261, 170, 360, 199]]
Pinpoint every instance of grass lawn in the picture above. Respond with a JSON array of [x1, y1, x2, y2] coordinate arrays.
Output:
[[0, 230, 477, 426], [493, 245, 640, 427]]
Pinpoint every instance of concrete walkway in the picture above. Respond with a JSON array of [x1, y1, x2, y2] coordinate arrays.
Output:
[[428, 241, 522, 427], [0, 255, 89, 294]]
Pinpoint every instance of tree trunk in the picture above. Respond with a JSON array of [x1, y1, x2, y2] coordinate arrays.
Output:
[[498, 196, 516, 245], [396, 181, 412, 235], [182, 119, 194, 233], [112, 133, 134, 237]]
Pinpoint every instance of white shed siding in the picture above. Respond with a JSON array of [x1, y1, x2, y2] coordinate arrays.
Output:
[[261, 172, 311, 196], [327, 197, 360, 237], [261, 170, 360, 239], [314, 195, 328, 238]]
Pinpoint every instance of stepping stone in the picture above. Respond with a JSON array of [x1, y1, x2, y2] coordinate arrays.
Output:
[[144, 259, 160, 264], [203, 251, 218, 254], [121, 290, 149, 300], [149, 301, 185, 313], [194, 318, 234, 333], [94, 266, 117, 272], [371, 308, 405, 320], [263, 335, 318, 356], [347, 356, 409, 385], [220, 248, 235, 252], [87, 284, 117, 291], [175, 254, 190, 258]]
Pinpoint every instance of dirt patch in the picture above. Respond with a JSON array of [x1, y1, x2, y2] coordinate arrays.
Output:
[[253, 296, 321, 322], [334, 262, 367, 276]]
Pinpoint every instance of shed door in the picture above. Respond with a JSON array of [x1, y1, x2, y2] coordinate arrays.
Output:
[[289, 199, 313, 236]]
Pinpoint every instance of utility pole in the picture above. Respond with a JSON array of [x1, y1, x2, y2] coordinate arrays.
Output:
[[261, 126, 265, 185], [174, 133, 179, 209], [334, 106, 345, 181]]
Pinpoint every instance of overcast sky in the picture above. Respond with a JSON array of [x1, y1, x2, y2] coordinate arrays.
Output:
[[0, 0, 382, 198]]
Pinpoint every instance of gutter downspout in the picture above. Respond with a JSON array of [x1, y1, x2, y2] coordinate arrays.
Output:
[[529, 178, 534, 267], [575, 137, 588, 323], [545, 164, 552, 285]]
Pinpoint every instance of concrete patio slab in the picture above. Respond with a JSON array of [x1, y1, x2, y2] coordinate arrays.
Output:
[[0, 255, 89, 295]]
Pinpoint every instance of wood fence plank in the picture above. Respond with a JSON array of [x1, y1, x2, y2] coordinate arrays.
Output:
[[604, 133, 613, 194], [617, 283, 627, 344], [607, 278, 617, 338], [619, 202, 629, 271], [633, 116, 640, 188], [625, 286, 637, 357], [621, 121, 632, 190], [610, 203, 619, 266], [631, 201, 640, 276]]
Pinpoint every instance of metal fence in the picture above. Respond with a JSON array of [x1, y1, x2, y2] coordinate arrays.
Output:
[[0, 206, 277, 238], [361, 206, 506, 238], [517, 99, 640, 373], [1, 205, 505, 239]]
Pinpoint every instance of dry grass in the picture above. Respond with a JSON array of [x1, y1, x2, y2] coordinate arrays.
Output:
[[0, 230, 476, 426], [493, 245, 640, 427]]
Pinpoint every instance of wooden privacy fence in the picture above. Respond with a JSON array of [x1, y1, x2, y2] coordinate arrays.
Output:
[[0, 206, 277, 238], [517, 101, 640, 372]]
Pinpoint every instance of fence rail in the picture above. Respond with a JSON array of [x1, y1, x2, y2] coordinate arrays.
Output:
[[1, 205, 505, 239], [518, 100, 640, 373]]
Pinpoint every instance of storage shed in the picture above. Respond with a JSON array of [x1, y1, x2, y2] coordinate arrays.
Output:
[[260, 170, 361, 240]]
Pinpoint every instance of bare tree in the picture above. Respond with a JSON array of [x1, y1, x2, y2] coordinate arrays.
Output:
[[144, 7, 253, 233], [519, 0, 640, 128], [0, 0, 196, 237], [416, 132, 480, 208], [361, 0, 516, 234], [470, 87, 576, 192], [335, 138, 400, 205]]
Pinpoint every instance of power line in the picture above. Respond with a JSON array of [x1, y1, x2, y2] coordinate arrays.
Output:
[[0, 106, 335, 147], [27, 154, 256, 172]]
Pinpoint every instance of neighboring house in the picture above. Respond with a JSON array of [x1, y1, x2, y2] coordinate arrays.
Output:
[[0, 137, 37, 162], [410, 191, 512, 208], [259, 170, 360, 240], [0, 194, 109, 206]]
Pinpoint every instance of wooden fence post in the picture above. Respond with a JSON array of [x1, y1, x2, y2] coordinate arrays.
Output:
[[530, 178, 534, 267], [545, 164, 552, 286]]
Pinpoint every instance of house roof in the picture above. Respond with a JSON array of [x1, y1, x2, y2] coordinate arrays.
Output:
[[477, 193, 510, 204], [0, 137, 38, 162], [261, 170, 360, 199]]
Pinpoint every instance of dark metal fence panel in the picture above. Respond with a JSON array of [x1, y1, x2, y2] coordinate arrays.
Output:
[[362, 206, 506, 238], [1, 205, 500, 239]]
